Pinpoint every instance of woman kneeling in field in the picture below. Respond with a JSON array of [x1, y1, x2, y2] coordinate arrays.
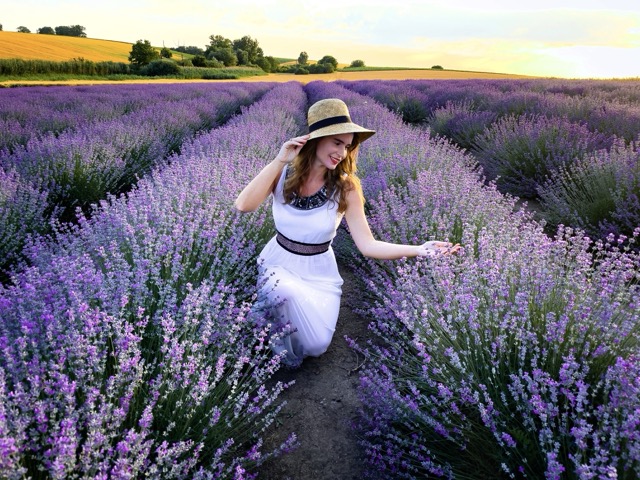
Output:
[[235, 98, 460, 367]]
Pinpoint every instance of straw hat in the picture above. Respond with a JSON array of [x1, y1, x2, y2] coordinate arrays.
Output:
[[307, 98, 375, 142]]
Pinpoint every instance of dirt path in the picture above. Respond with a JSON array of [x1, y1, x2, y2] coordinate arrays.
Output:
[[259, 265, 371, 480]]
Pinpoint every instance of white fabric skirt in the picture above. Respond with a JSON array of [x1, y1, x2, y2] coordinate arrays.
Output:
[[255, 236, 343, 367]]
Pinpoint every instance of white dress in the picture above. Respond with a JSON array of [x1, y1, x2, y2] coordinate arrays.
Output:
[[255, 166, 344, 367]]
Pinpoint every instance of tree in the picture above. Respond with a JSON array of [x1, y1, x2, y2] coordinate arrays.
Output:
[[349, 59, 365, 68], [297, 51, 308, 65], [318, 55, 338, 69], [129, 39, 160, 66], [174, 45, 204, 56], [160, 47, 172, 59], [17, 26, 31, 33], [207, 34, 233, 50], [206, 35, 237, 66], [208, 47, 237, 66], [37, 26, 55, 35], [55, 25, 86, 37], [232, 35, 262, 64], [255, 56, 271, 72], [255, 55, 277, 73], [235, 49, 249, 65], [0, 24, 3, 31]]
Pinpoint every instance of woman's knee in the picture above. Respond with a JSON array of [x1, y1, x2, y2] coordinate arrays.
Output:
[[305, 331, 334, 357]]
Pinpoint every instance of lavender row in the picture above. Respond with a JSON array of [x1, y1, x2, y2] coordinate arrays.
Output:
[[0, 83, 263, 153], [342, 78, 640, 142], [0, 81, 308, 479], [0, 82, 272, 278], [306, 81, 640, 478], [340, 79, 640, 240]]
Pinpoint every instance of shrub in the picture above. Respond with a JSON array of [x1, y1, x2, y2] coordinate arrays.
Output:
[[318, 55, 338, 69], [427, 100, 498, 150], [472, 113, 614, 198], [0, 166, 50, 278], [539, 140, 640, 239], [350, 59, 365, 68], [308, 63, 334, 74], [191, 55, 207, 67], [142, 59, 181, 76], [431, 65, 444, 69]]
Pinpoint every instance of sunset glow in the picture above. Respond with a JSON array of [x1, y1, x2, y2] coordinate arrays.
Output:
[[2, 0, 639, 78]]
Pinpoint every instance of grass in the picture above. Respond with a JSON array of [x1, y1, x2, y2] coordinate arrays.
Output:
[[0, 66, 267, 85]]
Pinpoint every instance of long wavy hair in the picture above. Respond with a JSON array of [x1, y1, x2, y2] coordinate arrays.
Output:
[[283, 134, 364, 213]]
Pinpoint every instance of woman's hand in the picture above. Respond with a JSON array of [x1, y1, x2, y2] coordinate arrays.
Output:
[[417, 240, 461, 257], [275, 134, 310, 164]]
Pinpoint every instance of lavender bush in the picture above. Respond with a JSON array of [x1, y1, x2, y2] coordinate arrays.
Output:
[[539, 140, 640, 239], [426, 100, 498, 151], [0, 82, 308, 478], [471, 113, 613, 198], [0, 166, 50, 279]]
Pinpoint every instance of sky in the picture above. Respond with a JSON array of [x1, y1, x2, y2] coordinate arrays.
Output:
[[3, 0, 640, 79]]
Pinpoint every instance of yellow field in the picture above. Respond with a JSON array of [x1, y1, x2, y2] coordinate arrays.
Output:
[[0, 31, 134, 62]]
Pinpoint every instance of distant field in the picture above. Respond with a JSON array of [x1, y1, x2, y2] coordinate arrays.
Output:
[[0, 30, 533, 84], [0, 31, 137, 62]]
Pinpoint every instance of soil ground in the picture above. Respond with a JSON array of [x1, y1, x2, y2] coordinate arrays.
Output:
[[259, 265, 372, 480]]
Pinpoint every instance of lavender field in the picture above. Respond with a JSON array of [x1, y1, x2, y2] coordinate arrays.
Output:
[[0, 79, 639, 479]]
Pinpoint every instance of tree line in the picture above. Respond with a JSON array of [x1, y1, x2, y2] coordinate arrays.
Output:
[[166, 34, 366, 73], [8, 24, 87, 37]]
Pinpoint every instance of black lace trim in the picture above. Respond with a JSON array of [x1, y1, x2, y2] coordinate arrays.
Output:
[[285, 167, 332, 210], [290, 186, 330, 210]]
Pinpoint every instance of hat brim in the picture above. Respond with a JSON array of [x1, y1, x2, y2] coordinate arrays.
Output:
[[307, 123, 375, 143]]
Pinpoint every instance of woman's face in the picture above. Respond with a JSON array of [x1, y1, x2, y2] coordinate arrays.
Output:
[[313, 133, 355, 170]]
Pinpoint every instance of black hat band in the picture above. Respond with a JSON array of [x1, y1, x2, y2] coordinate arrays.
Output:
[[308, 115, 351, 132]]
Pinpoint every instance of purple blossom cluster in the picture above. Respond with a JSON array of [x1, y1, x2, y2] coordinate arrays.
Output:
[[306, 81, 640, 479], [0, 82, 272, 277], [0, 81, 308, 478]]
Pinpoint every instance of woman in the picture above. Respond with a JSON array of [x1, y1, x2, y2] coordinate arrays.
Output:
[[235, 98, 458, 367]]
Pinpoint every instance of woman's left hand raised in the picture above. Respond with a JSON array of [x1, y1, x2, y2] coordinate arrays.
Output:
[[417, 240, 461, 257]]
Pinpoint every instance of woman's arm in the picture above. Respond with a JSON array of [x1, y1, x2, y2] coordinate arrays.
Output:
[[235, 135, 309, 213], [344, 185, 458, 259]]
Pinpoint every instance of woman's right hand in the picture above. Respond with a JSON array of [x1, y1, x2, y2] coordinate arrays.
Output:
[[275, 134, 310, 164]]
